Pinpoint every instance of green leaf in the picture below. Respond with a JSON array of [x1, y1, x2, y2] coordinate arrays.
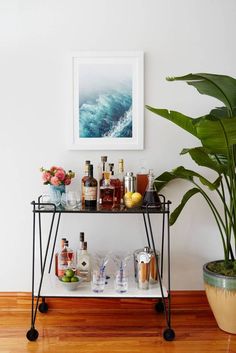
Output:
[[166, 73, 236, 114], [145, 106, 198, 137], [154, 166, 221, 191], [169, 188, 200, 225], [180, 147, 227, 174], [196, 117, 236, 155]]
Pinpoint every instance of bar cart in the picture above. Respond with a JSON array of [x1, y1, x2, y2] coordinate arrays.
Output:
[[26, 195, 175, 342]]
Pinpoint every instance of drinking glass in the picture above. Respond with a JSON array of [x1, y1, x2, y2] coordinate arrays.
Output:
[[91, 270, 106, 293], [114, 270, 128, 293], [61, 191, 80, 210]]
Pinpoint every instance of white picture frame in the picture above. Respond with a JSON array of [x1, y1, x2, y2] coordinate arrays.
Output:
[[68, 51, 144, 150]]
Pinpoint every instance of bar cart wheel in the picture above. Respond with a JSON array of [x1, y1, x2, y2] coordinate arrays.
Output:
[[39, 302, 48, 313], [26, 328, 39, 341], [155, 300, 164, 313], [163, 328, 175, 341]]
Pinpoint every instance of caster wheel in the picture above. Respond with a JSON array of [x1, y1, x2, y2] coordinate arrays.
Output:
[[39, 302, 48, 313], [155, 301, 164, 313], [163, 328, 175, 341], [26, 328, 39, 341]]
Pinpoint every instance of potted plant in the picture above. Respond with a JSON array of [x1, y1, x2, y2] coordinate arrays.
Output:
[[146, 73, 236, 333]]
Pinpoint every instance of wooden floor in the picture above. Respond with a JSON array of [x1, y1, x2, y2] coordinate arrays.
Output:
[[1, 291, 236, 353]]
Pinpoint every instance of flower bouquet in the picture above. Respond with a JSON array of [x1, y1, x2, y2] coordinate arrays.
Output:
[[40, 166, 75, 186]]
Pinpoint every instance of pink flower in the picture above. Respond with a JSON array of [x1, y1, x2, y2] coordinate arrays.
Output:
[[55, 169, 66, 181], [42, 172, 51, 183], [50, 166, 59, 173], [50, 176, 60, 186], [64, 177, 71, 185]]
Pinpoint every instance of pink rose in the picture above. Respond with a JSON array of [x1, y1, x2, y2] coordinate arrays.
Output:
[[50, 176, 60, 186], [50, 166, 59, 173], [64, 177, 71, 185], [55, 169, 66, 181], [42, 172, 51, 183]]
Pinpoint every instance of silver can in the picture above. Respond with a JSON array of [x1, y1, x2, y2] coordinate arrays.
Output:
[[124, 172, 136, 193]]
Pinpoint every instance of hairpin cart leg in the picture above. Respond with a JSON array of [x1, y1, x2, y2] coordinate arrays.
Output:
[[142, 212, 151, 247], [146, 207, 175, 341], [48, 213, 62, 274], [26, 202, 39, 341]]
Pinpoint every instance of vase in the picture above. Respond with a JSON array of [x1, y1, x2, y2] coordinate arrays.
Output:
[[49, 184, 65, 206], [203, 261, 236, 334]]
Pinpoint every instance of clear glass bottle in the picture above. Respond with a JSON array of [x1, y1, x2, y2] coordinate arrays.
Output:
[[77, 241, 91, 281], [99, 171, 115, 209], [81, 160, 90, 207], [55, 237, 67, 276], [84, 164, 97, 209], [142, 169, 161, 208], [117, 159, 125, 204], [58, 239, 69, 277]]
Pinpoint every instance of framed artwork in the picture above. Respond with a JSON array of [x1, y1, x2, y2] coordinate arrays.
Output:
[[69, 51, 144, 150]]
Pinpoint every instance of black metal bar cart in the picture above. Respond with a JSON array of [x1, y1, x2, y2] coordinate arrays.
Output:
[[26, 195, 175, 342]]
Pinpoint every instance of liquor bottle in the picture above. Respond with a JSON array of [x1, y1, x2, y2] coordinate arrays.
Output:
[[65, 240, 75, 272], [117, 159, 125, 204], [77, 241, 91, 281], [76, 232, 84, 265], [84, 164, 98, 209], [109, 163, 121, 206], [55, 237, 67, 276], [57, 239, 69, 277], [99, 156, 108, 186], [99, 171, 115, 209], [136, 160, 148, 196], [81, 160, 90, 207], [142, 169, 161, 208]]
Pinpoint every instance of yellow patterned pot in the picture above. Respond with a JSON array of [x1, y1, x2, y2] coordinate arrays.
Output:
[[203, 261, 236, 334]]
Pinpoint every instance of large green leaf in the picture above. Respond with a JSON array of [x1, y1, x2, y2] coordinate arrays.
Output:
[[169, 188, 200, 225], [167, 73, 236, 114], [180, 147, 227, 174], [196, 117, 236, 155], [154, 166, 221, 191], [145, 107, 198, 137]]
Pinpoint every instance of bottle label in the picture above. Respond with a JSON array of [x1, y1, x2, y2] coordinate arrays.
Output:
[[84, 186, 97, 201]]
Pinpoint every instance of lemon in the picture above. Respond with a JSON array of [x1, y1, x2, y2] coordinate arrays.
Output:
[[125, 199, 134, 208], [131, 192, 143, 205], [124, 192, 133, 200]]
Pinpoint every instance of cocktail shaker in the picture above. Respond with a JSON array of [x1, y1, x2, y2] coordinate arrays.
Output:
[[124, 172, 136, 193], [134, 247, 160, 289]]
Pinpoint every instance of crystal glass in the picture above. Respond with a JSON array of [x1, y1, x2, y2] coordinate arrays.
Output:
[[61, 191, 80, 210], [114, 270, 128, 293], [91, 270, 106, 293]]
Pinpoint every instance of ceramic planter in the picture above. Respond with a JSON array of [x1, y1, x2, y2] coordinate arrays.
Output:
[[203, 261, 236, 334]]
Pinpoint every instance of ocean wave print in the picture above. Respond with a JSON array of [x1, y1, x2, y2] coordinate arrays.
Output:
[[79, 90, 132, 138]]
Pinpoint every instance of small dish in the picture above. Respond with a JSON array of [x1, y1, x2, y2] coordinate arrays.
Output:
[[59, 276, 83, 291]]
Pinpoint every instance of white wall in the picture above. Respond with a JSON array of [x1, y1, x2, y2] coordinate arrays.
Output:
[[1, 0, 236, 291]]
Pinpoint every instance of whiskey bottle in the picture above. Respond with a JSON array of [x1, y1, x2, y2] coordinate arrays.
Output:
[[99, 156, 108, 186], [81, 160, 90, 207], [55, 237, 67, 276], [77, 241, 91, 281], [84, 164, 97, 209], [99, 171, 115, 209], [65, 240, 75, 272], [109, 163, 121, 207]]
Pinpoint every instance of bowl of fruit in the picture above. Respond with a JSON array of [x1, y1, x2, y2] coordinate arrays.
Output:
[[59, 269, 82, 291]]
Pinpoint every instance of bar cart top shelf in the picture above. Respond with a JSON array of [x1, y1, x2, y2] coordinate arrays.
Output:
[[32, 198, 171, 214]]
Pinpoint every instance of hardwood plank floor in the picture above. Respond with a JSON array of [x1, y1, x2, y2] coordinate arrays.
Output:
[[0, 292, 236, 353]]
